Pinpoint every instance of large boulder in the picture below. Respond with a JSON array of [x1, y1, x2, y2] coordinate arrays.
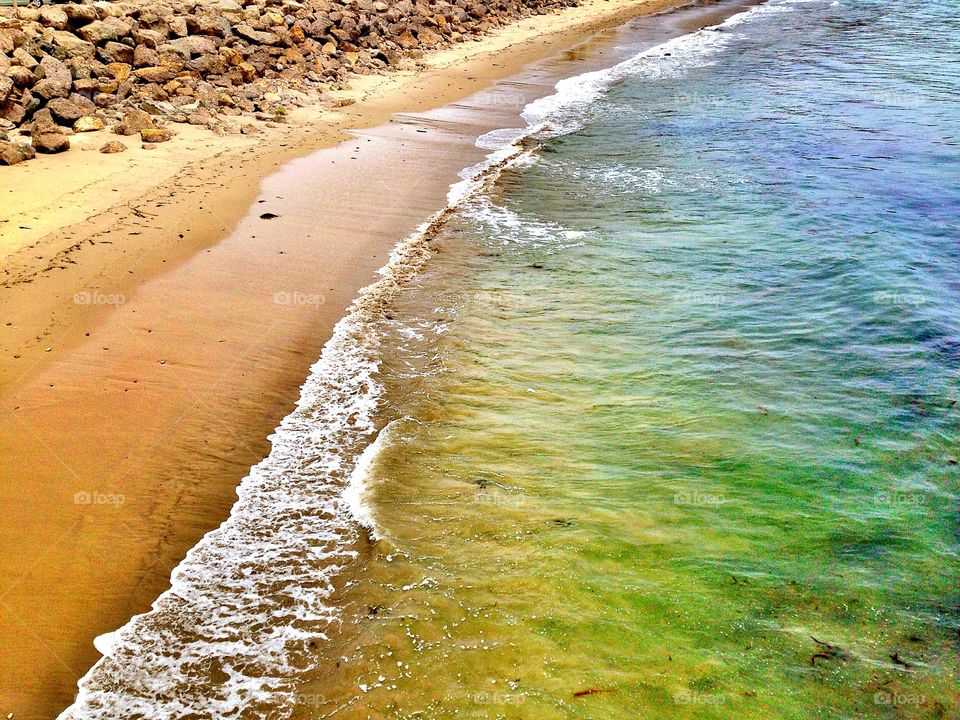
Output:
[[38, 6, 70, 31], [78, 17, 131, 46], [0, 140, 36, 165], [63, 4, 100, 26], [0, 76, 12, 104], [46, 97, 85, 123], [100, 41, 135, 64], [163, 36, 217, 59], [50, 31, 97, 60], [234, 24, 280, 45], [134, 66, 174, 83], [32, 55, 73, 100], [7, 66, 35, 88], [113, 107, 154, 135], [0, 100, 26, 125], [74, 115, 105, 132], [30, 108, 70, 153]]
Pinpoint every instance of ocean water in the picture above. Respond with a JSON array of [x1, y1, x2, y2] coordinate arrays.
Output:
[[59, 0, 959, 718], [299, 0, 960, 717]]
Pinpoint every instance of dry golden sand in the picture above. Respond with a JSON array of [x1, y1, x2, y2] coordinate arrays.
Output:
[[0, 0, 683, 717]]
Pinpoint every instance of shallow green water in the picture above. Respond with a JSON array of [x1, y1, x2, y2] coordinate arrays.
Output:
[[297, 0, 960, 717]]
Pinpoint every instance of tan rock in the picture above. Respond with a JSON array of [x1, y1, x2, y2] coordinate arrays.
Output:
[[74, 115, 106, 132], [102, 41, 134, 64], [7, 67, 34, 88], [237, 61, 256, 83], [221, 46, 243, 66], [106, 62, 132, 82], [32, 130, 70, 153], [63, 4, 100, 25], [39, 6, 69, 30], [140, 127, 172, 143], [50, 30, 96, 60], [134, 66, 174, 83], [15, 7, 41, 23], [113, 108, 154, 135], [396, 30, 418, 49], [164, 36, 217, 59], [78, 17, 131, 45], [99, 139, 127, 153], [134, 44, 160, 68], [418, 27, 442, 46], [0, 140, 36, 165], [0, 100, 27, 125], [13, 48, 39, 70]]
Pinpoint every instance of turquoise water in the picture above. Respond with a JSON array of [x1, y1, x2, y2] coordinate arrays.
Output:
[[306, 0, 960, 716]]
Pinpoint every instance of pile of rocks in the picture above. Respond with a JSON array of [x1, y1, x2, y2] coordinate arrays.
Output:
[[0, 0, 577, 164]]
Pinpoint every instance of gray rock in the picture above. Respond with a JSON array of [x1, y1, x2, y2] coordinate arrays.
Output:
[[163, 35, 217, 58], [234, 23, 280, 45], [47, 97, 85, 123], [32, 56, 73, 100]]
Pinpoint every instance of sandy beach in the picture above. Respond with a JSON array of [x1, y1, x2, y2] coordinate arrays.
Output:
[[0, 0, 687, 716]]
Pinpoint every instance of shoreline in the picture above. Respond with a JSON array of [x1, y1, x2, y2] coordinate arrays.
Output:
[[0, 0, 697, 717]]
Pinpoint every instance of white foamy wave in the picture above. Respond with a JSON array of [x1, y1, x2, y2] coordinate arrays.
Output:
[[58, 125, 532, 720], [343, 420, 403, 540], [463, 197, 587, 251], [469, 0, 792, 148], [520, 20, 731, 136]]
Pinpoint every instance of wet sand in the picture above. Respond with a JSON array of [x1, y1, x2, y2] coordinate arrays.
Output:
[[0, 0, 694, 717]]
